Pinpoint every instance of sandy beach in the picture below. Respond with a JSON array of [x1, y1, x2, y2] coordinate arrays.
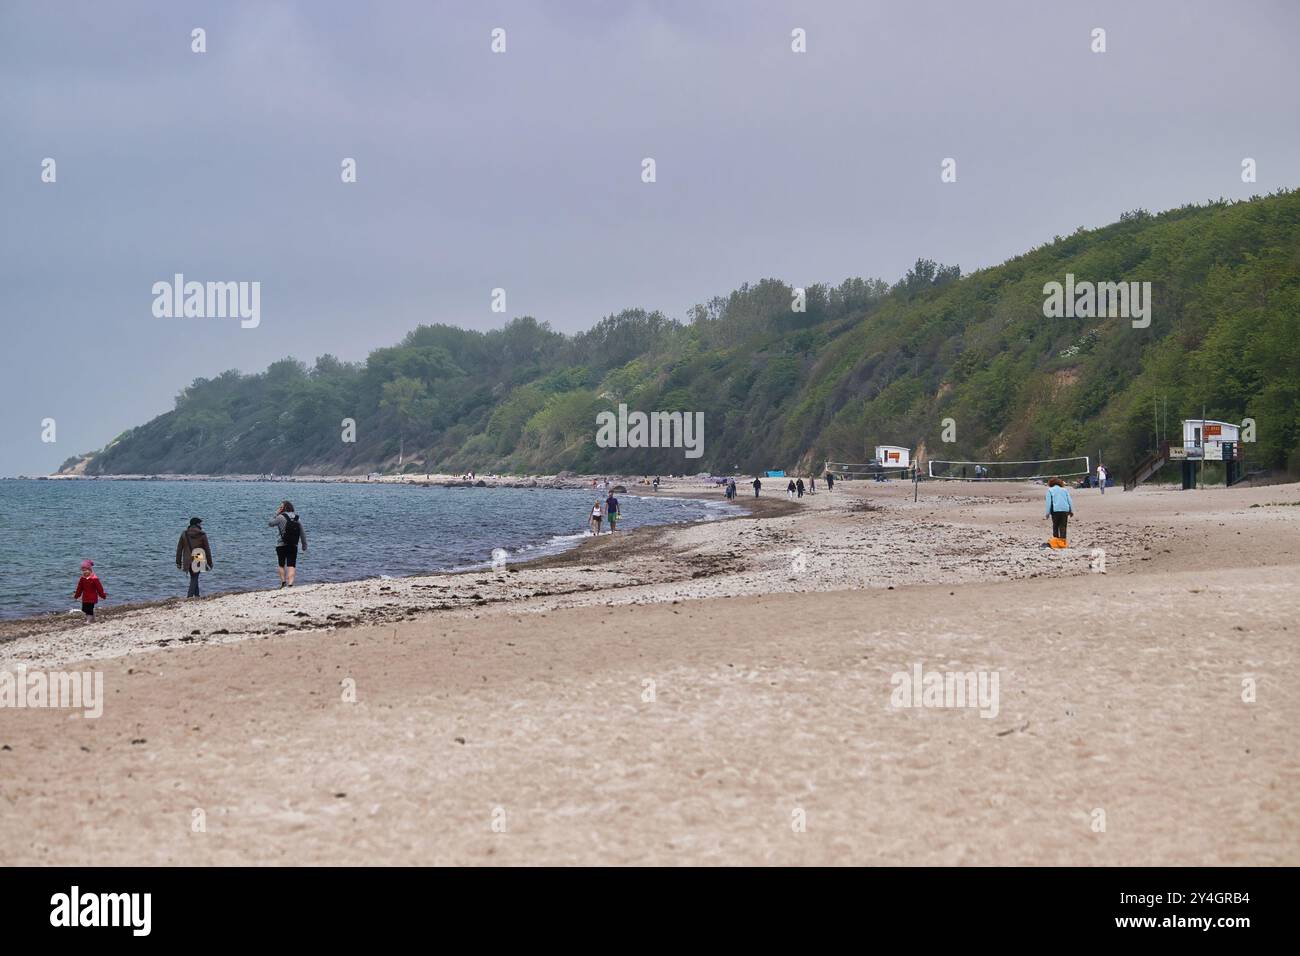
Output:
[[2, 477, 1297, 865]]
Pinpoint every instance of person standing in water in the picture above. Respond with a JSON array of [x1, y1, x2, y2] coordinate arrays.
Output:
[[605, 491, 620, 532], [176, 517, 213, 598], [1045, 477, 1074, 543], [270, 500, 308, 588], [589, 499, 604, 534]]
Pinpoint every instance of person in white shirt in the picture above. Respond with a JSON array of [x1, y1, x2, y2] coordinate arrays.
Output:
[[1096, 463, 1108, 494]]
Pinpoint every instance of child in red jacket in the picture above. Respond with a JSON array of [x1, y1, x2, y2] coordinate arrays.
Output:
[[73, 559, 106, 622]]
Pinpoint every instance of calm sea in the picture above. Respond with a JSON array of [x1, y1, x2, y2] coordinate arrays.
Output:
[[0, 480, 732, 620]]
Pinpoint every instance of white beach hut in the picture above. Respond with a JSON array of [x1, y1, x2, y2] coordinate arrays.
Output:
[[1179, 419, 1240, 460], [875, 445, 911, 468]]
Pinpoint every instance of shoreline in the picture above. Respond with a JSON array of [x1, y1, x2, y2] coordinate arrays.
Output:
[[8, 478, 1296, 672], [0, 482, 749, 641], [26, 471, 725, 490]]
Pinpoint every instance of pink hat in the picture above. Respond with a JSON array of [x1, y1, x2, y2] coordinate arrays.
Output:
[[81, 560, 94, 570]]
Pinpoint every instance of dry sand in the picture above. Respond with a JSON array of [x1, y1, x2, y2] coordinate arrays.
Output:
[[1, 478, 1297, 865]]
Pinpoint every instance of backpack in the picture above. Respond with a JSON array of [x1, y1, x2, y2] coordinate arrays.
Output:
[[282, 514, 302, 549]]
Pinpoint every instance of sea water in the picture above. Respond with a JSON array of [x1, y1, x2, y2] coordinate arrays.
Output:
[[0, 480, 732, 620]]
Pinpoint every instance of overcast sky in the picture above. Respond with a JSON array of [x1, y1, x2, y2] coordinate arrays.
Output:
[[2, 0, 1297, 475]]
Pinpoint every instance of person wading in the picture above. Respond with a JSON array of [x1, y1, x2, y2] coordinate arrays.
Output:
[[270, 500, 308, 588], [176, 517, 213, 598]]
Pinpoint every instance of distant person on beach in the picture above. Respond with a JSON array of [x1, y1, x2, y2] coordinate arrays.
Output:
[[726, 478, 736, 499], [1096, 463, 1108, 494], [786, 479, 796, 499], [652, 476, 660, 492], [809, 476, 816, 494], [589, 500, 604, 534], [752, 477, 761, 497], [825, 472, 835, 492], [270, 500, 308, 588], [1045, 478, 1074, 543], [796, 478, 805, 498], [72, 559, 106, 623], [176, 517, 213, 597], [605, 493, 620, 532]]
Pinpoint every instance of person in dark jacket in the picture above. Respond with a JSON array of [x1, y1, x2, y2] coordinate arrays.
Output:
[[269, 500, 308, 588], [176, 517, 213, 598], [752, 477, 762, 497], [795, 478, 805, 498], [825, 472, 835, 492]]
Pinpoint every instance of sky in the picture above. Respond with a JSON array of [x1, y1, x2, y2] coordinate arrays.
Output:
[[2, 0, 1298, 475]]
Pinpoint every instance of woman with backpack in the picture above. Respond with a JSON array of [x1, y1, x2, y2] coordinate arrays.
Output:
[[270, 500, 308, 588]]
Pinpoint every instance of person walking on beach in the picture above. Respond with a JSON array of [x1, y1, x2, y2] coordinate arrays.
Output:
[[176, 517, 213, 597], [652, 476, 660, 493], [1096, 463, 1108, 494], [605, 492, 620, 532], [1045, 477, 1074, 544], [589, 499, 604, 535], [795, 477, 805, 498], [72, 559, 106, 623], [270, 500, 308, 588], [825, 472, 835, 492], [786, 479, 797, 500], [752, 476, 761, 497], [809, 476, 816, 494]]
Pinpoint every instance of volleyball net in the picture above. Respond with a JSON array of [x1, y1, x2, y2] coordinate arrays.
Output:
[[926, 456, 1090, 481], [825, 460, 914, 480]]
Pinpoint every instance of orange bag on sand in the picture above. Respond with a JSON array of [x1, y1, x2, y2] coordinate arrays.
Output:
[[1049, 537, 1069, 549]]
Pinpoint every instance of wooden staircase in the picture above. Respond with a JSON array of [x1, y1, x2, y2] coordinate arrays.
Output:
[[1125, 441, 1170, 491]]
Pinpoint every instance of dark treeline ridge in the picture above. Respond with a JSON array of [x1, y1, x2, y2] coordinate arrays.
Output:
[[75, 191, 1300, 478]]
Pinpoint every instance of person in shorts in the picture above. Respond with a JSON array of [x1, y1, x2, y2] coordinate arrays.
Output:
[[270, 500, 308, 588]]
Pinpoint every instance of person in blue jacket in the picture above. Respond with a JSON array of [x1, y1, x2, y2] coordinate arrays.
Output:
[[1045, 477, 1074, 540]]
